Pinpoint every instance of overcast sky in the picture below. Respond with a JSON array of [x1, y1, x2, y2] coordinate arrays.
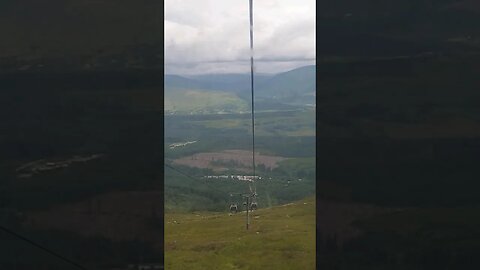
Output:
[[165, 0, 315, 75]]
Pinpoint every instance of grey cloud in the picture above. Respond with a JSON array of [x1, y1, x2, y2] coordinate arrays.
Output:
[[165, 0, 315, 75]]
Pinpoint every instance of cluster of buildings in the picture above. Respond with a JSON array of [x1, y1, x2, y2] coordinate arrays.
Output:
[[169, 140, 197, 149], [203, 175, 262, 182], [15, 154, 104, 178]]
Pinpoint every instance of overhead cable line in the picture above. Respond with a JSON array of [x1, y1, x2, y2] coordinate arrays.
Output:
[[0, 224, 88, 270], [164, 163, 233, 195], [249, 0, 257, 198]]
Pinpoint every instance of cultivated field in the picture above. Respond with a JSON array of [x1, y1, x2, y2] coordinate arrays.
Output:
[[172, 150, 288, 172]]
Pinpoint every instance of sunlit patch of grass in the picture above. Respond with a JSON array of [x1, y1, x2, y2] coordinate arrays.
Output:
[[165, 197, 316, 270]]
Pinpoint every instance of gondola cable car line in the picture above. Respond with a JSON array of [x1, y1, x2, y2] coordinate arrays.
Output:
[[226, 0, 258, 230], [0, 224, 89, 270], [249, 0, 258, 210], [239, 0, 258, 229], [166, 0, 260, 231]]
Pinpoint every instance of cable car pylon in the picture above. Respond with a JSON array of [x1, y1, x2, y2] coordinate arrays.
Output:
[[226, 0, 257, 231], [248, 0, 258, 214]]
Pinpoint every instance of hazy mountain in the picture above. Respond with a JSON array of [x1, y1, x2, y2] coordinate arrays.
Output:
[[165, 65, 315, 113], [165, 73, 274, 94], [256, 65, 315, 105], [165, 65, 315, 97]]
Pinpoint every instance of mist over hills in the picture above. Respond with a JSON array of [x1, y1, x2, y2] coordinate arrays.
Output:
[[255, 65, 315, 104], [165, 73, 273, 94], [165, 65, 315, 113]]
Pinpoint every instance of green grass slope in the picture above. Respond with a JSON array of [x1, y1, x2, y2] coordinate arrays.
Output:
[[165, 87, 248, 114], [165, 196, 315, 270]]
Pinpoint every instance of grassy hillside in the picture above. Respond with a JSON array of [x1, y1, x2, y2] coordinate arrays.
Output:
[[165, 87, 248, 114], [165, 196, 315, 270], [192, 110, 315, 137]]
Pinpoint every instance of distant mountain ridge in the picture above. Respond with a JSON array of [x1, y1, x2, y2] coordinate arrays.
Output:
[[255, 65, 315, 105], [165, 73, 274, 94], [165, 65, 315, 108]]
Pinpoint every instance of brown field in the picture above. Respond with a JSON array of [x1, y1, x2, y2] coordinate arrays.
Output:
[[172, 150, 288, 172]]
